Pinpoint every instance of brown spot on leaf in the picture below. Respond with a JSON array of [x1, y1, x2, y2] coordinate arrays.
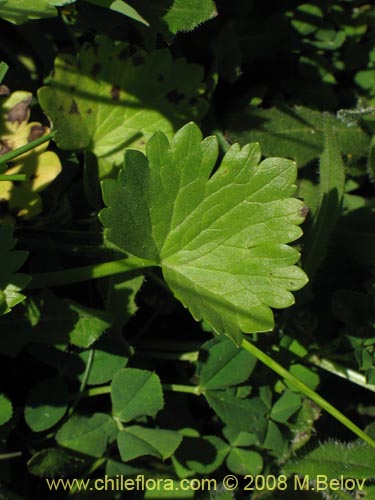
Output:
[[69, 99, 80, 115], [28, 125, 46, 143], [300, 205, 309, 218], [0, 85, 10, 96], [86, 108, 93, 116], [6, 95, 32, 123], [110, 85, 120, 100]]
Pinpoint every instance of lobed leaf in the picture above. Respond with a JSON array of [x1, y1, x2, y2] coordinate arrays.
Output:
[[226, 105, 370, 167], [38, 36, 208, 178], [100, 123, 308, 342]]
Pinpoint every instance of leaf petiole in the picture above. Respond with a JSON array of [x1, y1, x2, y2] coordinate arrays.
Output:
[[27, 256, 155, 289]]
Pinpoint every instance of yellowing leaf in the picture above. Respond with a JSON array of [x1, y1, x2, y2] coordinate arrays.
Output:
[[38, 35, 208, 178]]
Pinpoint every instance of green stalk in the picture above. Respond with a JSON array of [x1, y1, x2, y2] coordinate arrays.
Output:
[[308, 355, 375, 393], [0, 174, 27, 182], [241, 338, 375, 448], [27, 256, 154, 289], [82, 383, 200, 399], [0, 131, 56, 166]]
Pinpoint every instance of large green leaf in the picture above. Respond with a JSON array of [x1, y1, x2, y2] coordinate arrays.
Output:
[[100, 123, 308, 342], [38, 36, 208, 178], [226, 105, 370, 167], [0, 225, 30, 315], [117, 425, 182, 461], [111, 368, 164, 422]]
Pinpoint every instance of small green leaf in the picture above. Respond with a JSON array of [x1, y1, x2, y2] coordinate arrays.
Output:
[[198, 339, 257, 390], [162, 0, 217, 34], [68, 302, 112, 348], [56, 413, 117, 457], [223, 427, 257, 448], [0, 225, 30, 314], [86, 0, 150, 25], [0, 62, 8, 84], [288, 364, 320, 391], [24, 377, 69, 432], [117, 425, 182, 461], [205, 390, 268, 438], [76, 333, 129, 385], [226, 448, 263, 476], [111, 368, 164, 422], [173, 435, 228, 476], [270, 389, 301, 423], [0, 393, 12, 426], [98, 274, 143, 334], [263, 421, 287, 455], [100, 123, 308, 343], [291, 4, 323, 36]]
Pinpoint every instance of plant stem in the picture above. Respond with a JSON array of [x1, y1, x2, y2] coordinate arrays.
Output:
[[27, 256, 155, 289], [139, 350, 199, 362], [0, 131, 56, 166], [82, 386, 111, 398], [0, 451, 22, 460], [308, 355, 375, 393], [162, 383, 201, 395], [82, 383, 201, 398], [0, 174, 27, 181], [241, 338, 375, 448]]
